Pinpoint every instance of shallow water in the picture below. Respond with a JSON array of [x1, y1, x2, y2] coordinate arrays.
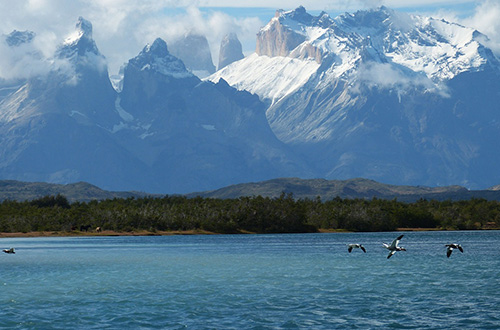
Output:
[[1, 231, 499, 329]]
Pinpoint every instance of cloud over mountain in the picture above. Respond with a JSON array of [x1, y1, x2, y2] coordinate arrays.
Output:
[[1, 4, 500, 193], [211, 6, 500, 189], [1, 1, 497, 77]]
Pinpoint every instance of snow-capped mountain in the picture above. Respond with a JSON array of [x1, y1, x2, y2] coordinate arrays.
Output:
[[116, 37, 309, 193], [0, 17, 147, 189], [212, 6, 498, 104], [0, 18, 308, 193], [210, 6, 500, 189], [2, 7, 500, 193]]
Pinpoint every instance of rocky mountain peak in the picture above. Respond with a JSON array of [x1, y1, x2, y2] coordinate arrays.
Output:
[[256, 9, 306, 58], [282, 6, 309, 24], [5, 30, 36, 47], [218, 33, 244, 70], [127, 38, 192, 79], [211, 6, 500, 189], [58, 16, 100, 58], [256, 6, 334, 61], [336, 6, 412, 34], [146, 38, 169, 55], [168, 33, 215, 78], [75, 16, 93, 39]]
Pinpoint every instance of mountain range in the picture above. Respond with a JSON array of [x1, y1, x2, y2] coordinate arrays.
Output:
[[188, 177, 500, 202], [1, 6, 500, 194], [0, 180, 149, 202], [2, 178, 500, 203], [210, 6, 500, 190]]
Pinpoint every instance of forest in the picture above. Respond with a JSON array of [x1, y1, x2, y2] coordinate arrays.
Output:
[[0, 193, 499, 234]]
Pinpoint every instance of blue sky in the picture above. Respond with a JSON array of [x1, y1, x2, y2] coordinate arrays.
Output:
[[0, 0, 498, 76], [201, 1, 478, 19]]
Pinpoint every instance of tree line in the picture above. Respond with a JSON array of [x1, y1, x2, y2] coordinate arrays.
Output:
[[0, 193, 499, 234]]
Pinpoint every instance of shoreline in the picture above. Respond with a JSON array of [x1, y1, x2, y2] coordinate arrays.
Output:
[[1, 227, 499, 238], [0, 229, 220, 238]]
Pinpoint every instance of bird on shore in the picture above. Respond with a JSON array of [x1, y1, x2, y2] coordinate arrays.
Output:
[[445, 244, 463, 258], [383, 234, 406, 259], [347, 244, 366, 253], [2, 248, 15, 254]]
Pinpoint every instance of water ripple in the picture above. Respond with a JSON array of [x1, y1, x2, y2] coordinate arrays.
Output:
[[1, 231, 500, 329]]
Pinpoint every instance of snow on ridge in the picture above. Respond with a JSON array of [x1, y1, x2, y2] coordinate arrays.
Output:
[[136, 55, 193, 79], [147, 56, 193, 79], [280, 16, 307, 37], [63, 30, 84, 46], [63, 17, 93, 46], [209, 6, 497, 103], [132, 39, 194, 79], [207, 53, 320, 102], [0, 85, 29, 123], [382, 16, 486, 80], [332, 8, 492, 81], [290, 7, 493, 80]]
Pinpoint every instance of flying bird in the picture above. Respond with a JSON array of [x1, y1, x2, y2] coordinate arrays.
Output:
[[2, 248, 15, 254], [445, 244, 463, 258], [347, 244, 366, 253], [383, 234, 406, 259]]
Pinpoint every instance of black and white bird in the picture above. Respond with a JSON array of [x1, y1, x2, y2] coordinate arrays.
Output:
[[2, 247, 15, 254], [445, 244, 463, 258], [382, 234, 406, 259], [347, 244, 366, 253]]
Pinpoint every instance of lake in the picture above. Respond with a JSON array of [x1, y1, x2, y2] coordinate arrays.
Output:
[[1, 231, 499, 329]]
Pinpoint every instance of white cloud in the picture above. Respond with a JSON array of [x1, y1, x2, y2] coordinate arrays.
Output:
[[0, 1, 264, 77], [427, 1, 500, 56], [462, 0, 500, 54], [0, 35, 51, 81], [354, 62, 450, 98], [196, 0, 473, 11], [0, 0, 496, 81]]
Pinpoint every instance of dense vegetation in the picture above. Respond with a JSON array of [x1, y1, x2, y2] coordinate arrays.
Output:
[[0, 194, 499, 234]]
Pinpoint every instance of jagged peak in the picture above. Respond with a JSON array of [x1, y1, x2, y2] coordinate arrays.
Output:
[[175, 31, 209, 43], [64, 17, 93, 46], [336, 5, 412, 31], [168, 32, 215, 77], [272, 6, 333, 29], [57, 16, 101, 60], [143, 38, 169, 56], [223, 33, 239, 41], [218, 33, 244, 70], [5, 30, 36, 47], [127, 38, 193, 79], [287, 5, 309, 22], [76, 16, 93, 39]]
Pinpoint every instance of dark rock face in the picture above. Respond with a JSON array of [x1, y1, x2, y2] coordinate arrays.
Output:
[[0, 18, 309, 194], [168, 33, 215, 76], [3, 7, 500, 194], [117, 39, 309, 193], [5, 30, 35, 47], [0, 17, 139, 191], [218, 33, 244, 70]]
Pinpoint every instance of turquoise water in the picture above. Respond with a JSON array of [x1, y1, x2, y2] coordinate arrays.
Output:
[[1, 231, 500, 329]]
